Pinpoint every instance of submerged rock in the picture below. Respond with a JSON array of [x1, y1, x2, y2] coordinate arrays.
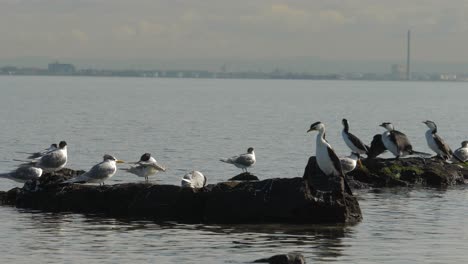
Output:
[[303, 156, 468, 188], [254, 253, 305, 264], [0, 164, 362, 224]]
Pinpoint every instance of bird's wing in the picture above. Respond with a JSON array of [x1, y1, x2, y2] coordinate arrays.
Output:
[[235, 154, 255, 166], [347, 132, 369, 152], [327, 147, 353, 195], [327, 147, 344, 176], [392, 131, 412, 152], [37, 151, 66, 168], [86, 162, 116, 180], [433, 134, 452, 156]]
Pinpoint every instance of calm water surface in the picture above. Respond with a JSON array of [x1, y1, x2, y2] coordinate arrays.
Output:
[[0, 76, 467, 263]]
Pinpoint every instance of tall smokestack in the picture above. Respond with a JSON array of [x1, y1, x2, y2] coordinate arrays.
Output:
[[407, 30, 411, 80]]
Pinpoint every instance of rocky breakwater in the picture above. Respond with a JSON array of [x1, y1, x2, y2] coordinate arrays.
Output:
[[304, 156, 468, 189], [0, 161, 362, 224]]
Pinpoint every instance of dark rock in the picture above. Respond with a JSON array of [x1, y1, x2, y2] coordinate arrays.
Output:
[[349, 157, 467, 188], [229, 172, 259, 181], [1, 166, 362, 224], [254, 253, 305, 264]]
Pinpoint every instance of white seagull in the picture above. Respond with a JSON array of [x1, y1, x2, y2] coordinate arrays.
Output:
[[25, 141, 68, 173], [121, 153, 166, 182], [64, 154, 124, 185], [339, 152, 361, 174], [453, 141, 468, 162], [181, 171, 207, 188], [307, 121, 352, 194], [220, 147, 256, 172], [0, 166, 43, 183]]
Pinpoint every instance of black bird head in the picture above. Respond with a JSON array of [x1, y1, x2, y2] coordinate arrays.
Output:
[[58, 141, 67, 148], [247, 147, 254, 154], [307, 121, 323, 133], [139, 153, 152, 162], [342, 118, 350, 131]]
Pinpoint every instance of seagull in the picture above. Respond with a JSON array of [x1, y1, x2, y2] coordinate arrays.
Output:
[[422, 120, 457, 161], [341, 119, 369, 157], [23, 141, 68, 173], [379, 123, 428, 159], [307, 122, 352, 195], [181, 171, 207, 188], [0, 166, 42, 183], [120, 153, 166, 182], [220, 147, 256, 172], [453, 141, 468, 162], [339, 152, 361, 174], [64, 154, 124, 185], [16, 143, 58, 159]]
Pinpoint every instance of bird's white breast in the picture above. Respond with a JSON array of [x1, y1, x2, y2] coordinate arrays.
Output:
[[425, 130, 441, 155], [381, 131, 399, 157]]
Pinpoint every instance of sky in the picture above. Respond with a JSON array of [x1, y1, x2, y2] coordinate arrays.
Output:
[[1, 0, 468, 71]]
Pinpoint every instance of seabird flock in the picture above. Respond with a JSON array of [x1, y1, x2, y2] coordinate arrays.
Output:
[[1, 119, 466, 191], [308, 119, 467, 193]]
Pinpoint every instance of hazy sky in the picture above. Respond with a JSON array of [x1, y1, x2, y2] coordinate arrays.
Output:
[[1, 0, 468, 64]]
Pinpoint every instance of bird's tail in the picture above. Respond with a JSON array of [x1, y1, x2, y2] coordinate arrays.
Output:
[[219, 158, 232, 164], [410, 150, 432, 157], [344, 177, 353, 195]]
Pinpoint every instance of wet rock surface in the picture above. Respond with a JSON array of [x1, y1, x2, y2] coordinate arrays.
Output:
[[0, 164, 362, 224]]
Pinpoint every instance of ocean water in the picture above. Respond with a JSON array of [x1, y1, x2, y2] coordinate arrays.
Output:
[[0, 76, 467, 263]]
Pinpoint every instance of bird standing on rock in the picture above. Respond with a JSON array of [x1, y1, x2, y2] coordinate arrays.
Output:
[[220, 147, 256, 173], [342, 118, 369, 157], [423, 120, 456, 161], [339, 152, 361, 174], [64, 154, 124, 185], [307, 121, 353, 195], [121, 153, 166, 182], [22, 141, 68, 173]]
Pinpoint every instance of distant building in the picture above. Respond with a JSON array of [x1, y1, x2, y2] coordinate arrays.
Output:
[[391, 64, 406, 80], [48, 62, 76, 74]]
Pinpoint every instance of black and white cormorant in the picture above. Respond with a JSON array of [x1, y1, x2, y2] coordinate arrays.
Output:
[[423, 120, 455, 161], [220, 147, 256, 172], [341, 119, 369, 157], [379, 122, 426, 158], [307, 121, 352, 194], [453, 141, 468, 162]]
